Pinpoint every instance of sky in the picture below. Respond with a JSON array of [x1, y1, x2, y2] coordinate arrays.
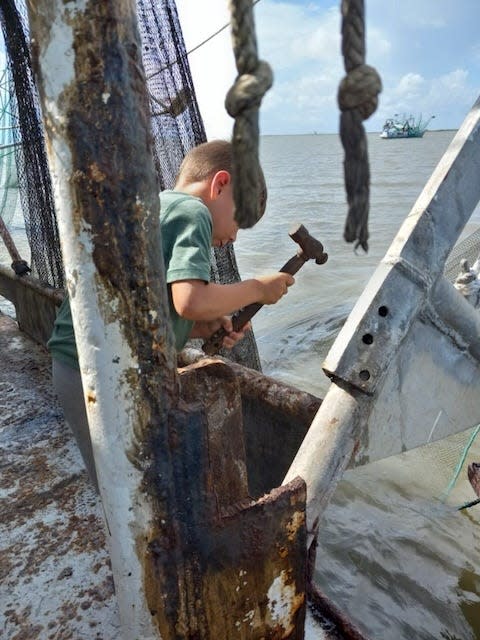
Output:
[[176, 0, 480, 137], [1, 2, 478, 137]]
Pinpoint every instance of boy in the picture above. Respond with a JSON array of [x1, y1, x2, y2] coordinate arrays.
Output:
[[48, 140, 294, 487], [160, 139, 294, 350]]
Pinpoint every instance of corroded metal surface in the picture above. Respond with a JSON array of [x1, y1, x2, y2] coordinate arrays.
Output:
[[0, 313, 120, 639], [0, 265, 62, 346], [29, 1, 179, 635], [179, 352, 322, 496], [146, 359, 308, 639]]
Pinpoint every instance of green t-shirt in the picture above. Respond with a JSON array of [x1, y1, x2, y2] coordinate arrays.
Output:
[[160, 190, 212, 349], [47, 191, 212, 367]]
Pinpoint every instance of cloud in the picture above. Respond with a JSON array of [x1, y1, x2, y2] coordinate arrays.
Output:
[[395, 73, 425, 98], [175, 0, 480, 135], [175, 0, 345, 136], [257, 3, 340, 68]]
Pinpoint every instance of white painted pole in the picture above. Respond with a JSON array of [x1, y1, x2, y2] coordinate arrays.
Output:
[[28, 2, 177, 638]]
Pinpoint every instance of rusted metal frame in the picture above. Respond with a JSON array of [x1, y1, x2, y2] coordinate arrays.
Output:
[[174, 362, 307, 638], [179, 349, 321, 427], [179, 353, 322, 497], [0, 264, 63, 344], [29, 3, 308, 638], [285, 97, 480, 545], [0, 263, 63, 305]]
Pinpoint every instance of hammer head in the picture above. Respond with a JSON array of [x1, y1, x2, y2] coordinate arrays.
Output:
[[289, 223, 328, 265]]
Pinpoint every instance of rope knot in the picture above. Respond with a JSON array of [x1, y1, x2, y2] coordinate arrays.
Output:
[[225, 60, 273, 118], [338, 64, 382, 120]]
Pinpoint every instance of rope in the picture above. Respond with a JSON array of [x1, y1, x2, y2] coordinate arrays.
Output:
[[337, 0, 381, 252], [226, 0, 273, 229]]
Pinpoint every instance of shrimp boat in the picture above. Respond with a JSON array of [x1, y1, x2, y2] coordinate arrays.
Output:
[[380, 113, 435, 138], [1, 1, 480, 639]]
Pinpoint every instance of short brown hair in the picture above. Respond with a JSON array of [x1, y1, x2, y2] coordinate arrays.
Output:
[[176, 140, 267, 221]]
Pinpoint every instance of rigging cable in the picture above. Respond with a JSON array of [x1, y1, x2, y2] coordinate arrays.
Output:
[[146, 0, 261, 81]]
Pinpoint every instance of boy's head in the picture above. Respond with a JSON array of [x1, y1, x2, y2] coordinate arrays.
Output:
[[175, 140, 267, 248]]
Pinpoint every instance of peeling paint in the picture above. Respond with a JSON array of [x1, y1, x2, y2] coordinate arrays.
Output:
[[267, 570, 304, 636]]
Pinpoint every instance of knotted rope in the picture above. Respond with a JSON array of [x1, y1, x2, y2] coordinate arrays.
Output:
[[338, 0, 381, 251], [226, 0, 273, 229]]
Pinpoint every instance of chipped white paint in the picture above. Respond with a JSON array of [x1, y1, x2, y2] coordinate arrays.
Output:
[[102, 92, 111, 103], [30, 1, 163, 638], [267, 570, 297, 635]]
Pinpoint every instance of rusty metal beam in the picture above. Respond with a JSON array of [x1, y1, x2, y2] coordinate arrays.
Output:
[[0, 264, 62, 344]]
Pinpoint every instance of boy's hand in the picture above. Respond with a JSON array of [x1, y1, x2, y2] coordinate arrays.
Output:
[[190, 316, 251, 349], [219, 316, 251, 350], [256, 273, 295, 304]]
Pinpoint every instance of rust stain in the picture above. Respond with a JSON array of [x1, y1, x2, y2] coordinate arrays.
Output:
[[89, 161, 106, 182], [285, 510, 306, 543], [1, 314, 118, 637]]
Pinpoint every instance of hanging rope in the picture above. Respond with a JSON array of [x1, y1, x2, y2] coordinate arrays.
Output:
[[226, 0, 273, 229], [337, 0, 382, 252]]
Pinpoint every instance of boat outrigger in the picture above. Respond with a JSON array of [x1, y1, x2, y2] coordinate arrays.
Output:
[[380, 113, 435, 138]]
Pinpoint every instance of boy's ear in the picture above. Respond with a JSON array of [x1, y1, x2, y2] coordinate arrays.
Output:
[[210, 170, 231, 199]]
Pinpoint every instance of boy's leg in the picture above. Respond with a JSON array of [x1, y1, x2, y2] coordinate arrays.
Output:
[[52, 358, 99, 492]]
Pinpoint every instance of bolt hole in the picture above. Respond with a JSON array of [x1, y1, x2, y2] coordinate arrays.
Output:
[[378, 305, 389, 317], [362, 333, 373, 345], [359, 370, 370, 381]]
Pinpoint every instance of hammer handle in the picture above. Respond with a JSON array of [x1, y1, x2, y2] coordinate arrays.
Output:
[[202, 254, 306, 355]]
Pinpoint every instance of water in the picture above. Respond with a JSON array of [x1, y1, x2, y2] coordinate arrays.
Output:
[[234, 131, 480, 639], [2, 131, 480, 638]]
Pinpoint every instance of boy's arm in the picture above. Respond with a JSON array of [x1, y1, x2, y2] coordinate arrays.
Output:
[[171, 273, 294, 322]]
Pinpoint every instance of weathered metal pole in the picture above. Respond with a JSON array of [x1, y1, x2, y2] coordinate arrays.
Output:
[[28, 2, 177, 637]]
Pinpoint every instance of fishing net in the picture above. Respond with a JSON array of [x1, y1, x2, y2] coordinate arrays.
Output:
[[137, 0, 261, 369], [0, 69, 19, 231], [0, 0, 262, 370], [0, 0, 62, 287]]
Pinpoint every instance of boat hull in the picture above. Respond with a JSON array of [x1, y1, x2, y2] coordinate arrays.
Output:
[[380, 130, 425, 139]]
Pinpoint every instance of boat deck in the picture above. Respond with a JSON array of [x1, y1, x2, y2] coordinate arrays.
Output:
[[0, 310, 364, 639], [0, 312, 120, 639]]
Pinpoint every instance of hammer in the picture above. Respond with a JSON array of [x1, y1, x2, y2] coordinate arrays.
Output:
[[202, 223, 328, 355]]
